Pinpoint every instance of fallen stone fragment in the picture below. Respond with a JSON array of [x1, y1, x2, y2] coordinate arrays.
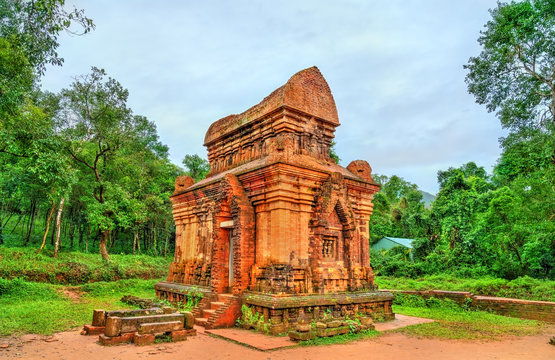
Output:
[[288, 330, 315, 341], [316, 326, 350, 337], [326, 320, 342, 328], [295, 324, 311, 332]]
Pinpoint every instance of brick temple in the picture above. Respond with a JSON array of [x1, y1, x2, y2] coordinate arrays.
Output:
[[155, 67, 394, 332]]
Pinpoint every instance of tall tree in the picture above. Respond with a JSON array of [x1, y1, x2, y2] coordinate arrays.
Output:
[[464, 0, 554, 132], [58, 67, 134, 260]]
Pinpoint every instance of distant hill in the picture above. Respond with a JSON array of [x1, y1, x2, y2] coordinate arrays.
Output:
[[420, 190, 436, 208]]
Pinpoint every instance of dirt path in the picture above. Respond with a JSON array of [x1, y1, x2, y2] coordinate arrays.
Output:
[[1, 327, 553, 360]]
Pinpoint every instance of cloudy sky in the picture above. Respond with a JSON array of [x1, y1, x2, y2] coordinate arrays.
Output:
[[41, 0, 506, 194]]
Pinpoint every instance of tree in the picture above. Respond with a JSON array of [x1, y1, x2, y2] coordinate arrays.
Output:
[[58, 67, 135, 260], [464, 0, 554, 132], [0, 0, 94, 75], [182, 154, 209, 182]]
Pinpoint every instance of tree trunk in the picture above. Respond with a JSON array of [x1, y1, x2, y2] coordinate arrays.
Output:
[[132, 229, 137, 254], [99, 229, 110, 261], [153, 227, 157, 256], [85, 227, 90, 253], [53, 197, 65, 258], [38, 201, 56, 253], [78, 223, 84, 248], [24, 200, 37, 246], [164, 232, 168, 257], [69, 223, 75, 249], [10, 214, 23, 234]]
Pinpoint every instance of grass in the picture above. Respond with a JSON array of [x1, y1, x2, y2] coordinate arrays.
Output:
[[375, 274, 555, 302], [0, 246, 172, 284], [391, 294, 545, 340], [0, 277, 160, 336], [0, 278, 548, 341]]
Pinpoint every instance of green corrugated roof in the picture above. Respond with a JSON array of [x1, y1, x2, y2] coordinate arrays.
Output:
[[381, 237, 414, 249]]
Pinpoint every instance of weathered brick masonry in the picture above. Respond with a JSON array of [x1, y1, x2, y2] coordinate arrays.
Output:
[[387, 290, 555, 323], [156, 67, 394, 329]]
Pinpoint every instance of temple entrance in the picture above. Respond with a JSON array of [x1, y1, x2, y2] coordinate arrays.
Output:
[[228, 230, 233, 291], [220, 220, 234, 293]]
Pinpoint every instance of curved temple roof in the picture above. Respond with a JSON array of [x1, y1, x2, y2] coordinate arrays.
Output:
[[204, 66, 339, 146]]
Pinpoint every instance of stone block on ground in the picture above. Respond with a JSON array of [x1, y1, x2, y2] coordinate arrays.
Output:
[[92, 310, 106, 326], [315, 322, 327, 329], [104, 316, 122, 337], [170, 329, 189, 342], [358, 316, 374, 326], [316, 326, 350, 337], [83, 325, 105, 335], [98, 332, 134, 346], [120, 313, 185, 333], [133, 333, 155, 346], [326, 320, 342, 328], [138, 321, 183, 335], [288, 330, 315, 341], [182, 311, 194, 329], [295, 324, 311, 332]]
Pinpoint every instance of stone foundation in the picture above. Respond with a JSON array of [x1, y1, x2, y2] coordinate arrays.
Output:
[[242, 290, 394, 334]]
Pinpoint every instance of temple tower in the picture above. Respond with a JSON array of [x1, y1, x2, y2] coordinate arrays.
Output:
[[156, 67, 394, 331]]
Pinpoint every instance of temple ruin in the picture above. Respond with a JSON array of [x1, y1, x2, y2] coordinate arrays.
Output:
[[155, 66, 394, 332]]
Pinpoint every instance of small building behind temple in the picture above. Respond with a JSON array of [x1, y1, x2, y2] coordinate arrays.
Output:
[[155, 66, 394, 332]]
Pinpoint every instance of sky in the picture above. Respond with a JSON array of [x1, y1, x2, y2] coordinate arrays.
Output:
[[41, 0, 506, 194]]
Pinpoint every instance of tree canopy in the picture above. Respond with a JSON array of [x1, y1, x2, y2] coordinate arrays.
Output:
[[182, 154, 209, 182], [464, 0, 554, 132]]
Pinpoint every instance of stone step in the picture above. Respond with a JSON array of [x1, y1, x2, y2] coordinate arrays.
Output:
[[119, 313, 185, 334], [202, 309, 216, 318], [210, 301, 226, 310], [138, 321, 183, 335], [217, 293, 235, 302], [194, 317, 208, 327]]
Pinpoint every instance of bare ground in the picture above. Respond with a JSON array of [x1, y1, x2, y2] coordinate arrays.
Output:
[[0, 326, 554, 360]]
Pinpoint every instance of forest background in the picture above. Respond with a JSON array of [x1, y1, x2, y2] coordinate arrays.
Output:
[[0, 0, 553, 293]]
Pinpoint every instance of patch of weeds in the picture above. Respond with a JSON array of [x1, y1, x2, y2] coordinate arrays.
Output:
[[155, 333, 172, 343], [299, 329, 381, 346], [159, 289, 203, 313], [237, 305, 272, 334]]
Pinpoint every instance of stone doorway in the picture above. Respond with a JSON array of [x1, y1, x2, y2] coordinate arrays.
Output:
[[220, 220, 234, 293]]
